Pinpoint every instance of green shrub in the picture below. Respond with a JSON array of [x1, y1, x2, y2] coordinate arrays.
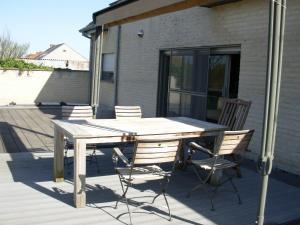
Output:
[[0, 58, 53, 71]]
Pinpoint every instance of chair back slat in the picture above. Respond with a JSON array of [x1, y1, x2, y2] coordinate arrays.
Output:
[[218, 98, 251, 130], [218, 130, 254, 155], [115, 106, 142, 119], [62, 106, 93, 120], [133, 136, 180, 165]]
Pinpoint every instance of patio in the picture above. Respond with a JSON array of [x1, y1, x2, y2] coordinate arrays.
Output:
[[0, 107, 300, 225]]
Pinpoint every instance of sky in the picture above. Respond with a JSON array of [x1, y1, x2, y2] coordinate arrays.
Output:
[[0, 0, 114, 59]]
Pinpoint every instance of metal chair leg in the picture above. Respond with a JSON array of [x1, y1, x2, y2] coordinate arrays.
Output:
[[115, 175, 132, 225], [229, 178, 242, 204], [162, 191, 172, 221], [90, 149, 100, 173]]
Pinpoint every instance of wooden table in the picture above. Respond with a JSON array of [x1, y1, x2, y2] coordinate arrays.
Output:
[[52, 117, 226, 208]]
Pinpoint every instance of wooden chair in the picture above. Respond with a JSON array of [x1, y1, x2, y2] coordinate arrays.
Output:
[[218, 98, 251, 131], [62, 105, 93, 120], [62, 106, 100, 173], [187, 130, 254, 210], [187, 98, 251, 176], [115, 106, 142, 119], [114, 106, 142, 159], [112, 135, 181, 225]]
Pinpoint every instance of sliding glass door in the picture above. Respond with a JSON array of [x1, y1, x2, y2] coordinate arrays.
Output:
[[166, 49, 209, 120], [157, 47, 240, 122]]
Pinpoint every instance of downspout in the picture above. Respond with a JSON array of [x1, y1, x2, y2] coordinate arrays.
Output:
[[91, 27, 101, 117], [88, 35, 94, 105], [80, 29, 95, 108], [256, 0, 286, 224], [94, 26, 104, 118], [114, 25, 121, 106]]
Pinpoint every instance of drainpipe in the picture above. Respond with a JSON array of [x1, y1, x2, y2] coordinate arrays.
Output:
[[88, 34, 94, 106], [114, 25, 121, 106], [256, 1, 286, 225], [91, 26, 104, 118], [94, 26, 104, 118], [91, 27, 101, 117]]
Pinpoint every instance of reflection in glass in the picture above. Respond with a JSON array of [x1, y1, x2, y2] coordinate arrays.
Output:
[[168, 92, 180, 116], [206, 55, 230, 122], [170, 56, 182, 89], [182, 56, 193, 91]]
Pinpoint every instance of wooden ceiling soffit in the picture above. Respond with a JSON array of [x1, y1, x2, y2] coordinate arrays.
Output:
[[95, 0, 240, 27]]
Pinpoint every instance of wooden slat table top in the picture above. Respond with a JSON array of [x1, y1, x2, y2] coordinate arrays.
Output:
[[52, 117, 227, 139]]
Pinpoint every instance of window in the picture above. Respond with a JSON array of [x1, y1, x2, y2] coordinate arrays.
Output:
[[157, 47, 240, 122], [101, 53, 115, 82]]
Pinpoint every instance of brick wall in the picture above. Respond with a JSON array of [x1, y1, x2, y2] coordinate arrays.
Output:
[[97, 0, 300, 174]]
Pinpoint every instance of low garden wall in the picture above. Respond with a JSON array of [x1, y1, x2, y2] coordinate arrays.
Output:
[[0, 69, 90, 106]]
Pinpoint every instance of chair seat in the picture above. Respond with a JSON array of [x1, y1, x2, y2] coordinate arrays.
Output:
[[116, 165, 169, 181], [192, 158, 237, 170]]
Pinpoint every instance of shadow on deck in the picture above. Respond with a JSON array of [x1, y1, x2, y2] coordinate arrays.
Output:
[[0, 107, 300, 225], [1, 149, 300, 225]]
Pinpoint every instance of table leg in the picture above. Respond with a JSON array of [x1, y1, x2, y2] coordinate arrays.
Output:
[[74, 139, 86, 208], [54, 125, 64, 182]]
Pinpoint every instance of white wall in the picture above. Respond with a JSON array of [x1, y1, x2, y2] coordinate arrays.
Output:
[[0, 69, 90, 105], [23, 59, 89, 71]]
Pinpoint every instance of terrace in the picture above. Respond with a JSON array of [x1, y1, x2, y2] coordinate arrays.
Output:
[[0, 107, 300, 225]]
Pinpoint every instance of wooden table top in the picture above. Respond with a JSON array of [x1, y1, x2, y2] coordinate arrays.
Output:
[[52, 117, 227, 139]]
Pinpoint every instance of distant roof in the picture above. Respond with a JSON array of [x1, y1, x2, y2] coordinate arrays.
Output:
[[37, 44, 64, 59], [23, 43, 88, 61], [24, 51, 43, 60]]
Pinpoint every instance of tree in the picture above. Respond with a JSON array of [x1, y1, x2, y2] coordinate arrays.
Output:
[[0, 31, 29, 60]]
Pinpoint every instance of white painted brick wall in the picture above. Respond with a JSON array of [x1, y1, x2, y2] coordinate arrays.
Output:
[[97, 0, 300, 174], [0, 69, 90, 105]]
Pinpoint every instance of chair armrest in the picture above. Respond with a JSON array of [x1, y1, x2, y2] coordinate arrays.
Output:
[[188, 141, 214, 156], [112, 147, 130, 166]]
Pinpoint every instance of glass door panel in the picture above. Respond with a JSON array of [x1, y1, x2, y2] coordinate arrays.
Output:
[[166, 48, 209, 120], [168, 92, 180, 116], [206, 55, 231, 122], [169, 56, 182, 90]]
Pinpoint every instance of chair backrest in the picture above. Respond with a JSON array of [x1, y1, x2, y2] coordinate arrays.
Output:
[[115, 106, 142, 119], [62, 106, 93, 120], [132, 136, 181, 165], [217, 130, 254, 156], [218, 98, 251, 130]]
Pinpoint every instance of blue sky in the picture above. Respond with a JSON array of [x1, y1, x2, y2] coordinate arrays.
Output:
[[0, 0, 113, 58]]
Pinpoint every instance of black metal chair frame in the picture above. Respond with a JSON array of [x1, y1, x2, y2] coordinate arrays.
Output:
[[187, 130, 254, 211], [112, 137, 181, 225]]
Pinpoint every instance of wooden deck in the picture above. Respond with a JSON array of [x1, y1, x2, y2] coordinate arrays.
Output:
[[0, 151, 300, 225], [0, 107, 60, 153], [0, 107, 300, 225]]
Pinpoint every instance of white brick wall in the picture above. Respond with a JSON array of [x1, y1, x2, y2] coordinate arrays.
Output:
[[0, 69, 90, 105], [97, 0, 300, 174]]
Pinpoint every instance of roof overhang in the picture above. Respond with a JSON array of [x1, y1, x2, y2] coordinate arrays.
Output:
[[93, 0, 241, 27]]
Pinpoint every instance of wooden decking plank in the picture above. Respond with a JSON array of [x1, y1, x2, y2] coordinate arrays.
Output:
[[11, 109, 46, 152], [0, 110, 21, 153], [7, 109, 37, 150], [0, 135, 6, 153], [0, 109, 28, 152], [33, 108, 57, 131], [22, 109, 53, 151]]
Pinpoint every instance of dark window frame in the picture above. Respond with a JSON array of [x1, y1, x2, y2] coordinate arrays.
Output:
[[157, 45, 241, 121]]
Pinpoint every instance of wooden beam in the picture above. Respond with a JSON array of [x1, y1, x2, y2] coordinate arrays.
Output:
[[95, 0, 240, 27]]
